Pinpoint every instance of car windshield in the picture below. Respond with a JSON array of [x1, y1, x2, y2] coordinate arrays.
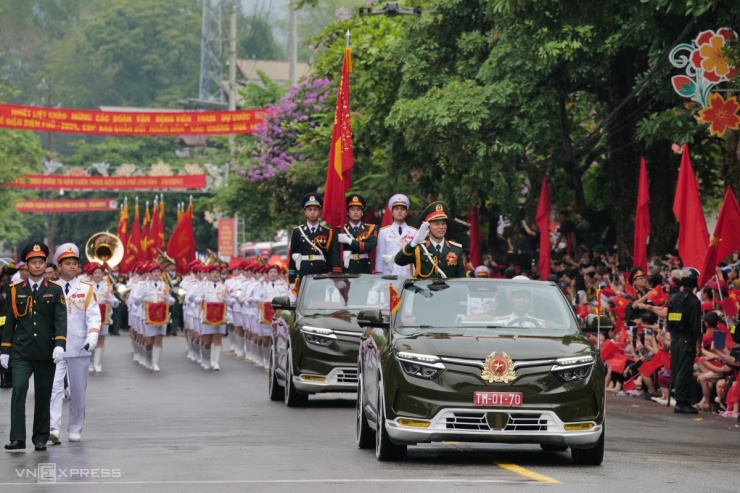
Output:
[[395, 279, 578, 335], [298, 276, 393, 314]]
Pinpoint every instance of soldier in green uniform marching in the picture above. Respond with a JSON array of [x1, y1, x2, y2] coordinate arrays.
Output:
[[1, 242, 67, 451], [333, 194, 377, 274], [394, 201, 466, 279]]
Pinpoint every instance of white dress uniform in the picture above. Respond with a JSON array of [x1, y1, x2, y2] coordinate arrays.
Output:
[[254, 279, 289, 337], [132, 278, 175, 338], [92, 278, 120, 336], [50, 246, 102, 441], [376, 223, 418, 276], [192, 280, 229, 336]]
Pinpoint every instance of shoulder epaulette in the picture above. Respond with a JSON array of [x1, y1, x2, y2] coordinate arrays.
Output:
[[380, 224, 391, 230], [449, 241, 462, 248], [49, 280, 61, 286], [10, 280, 23, 287], [80, 280, 93, 286]]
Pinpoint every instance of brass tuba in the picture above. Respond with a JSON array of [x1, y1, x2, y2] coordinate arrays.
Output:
[[85, 232, 130, 300]]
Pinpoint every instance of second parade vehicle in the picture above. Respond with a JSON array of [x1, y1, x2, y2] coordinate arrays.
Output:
[[356, 278, 606, 464], [268, 273, 402, 406]]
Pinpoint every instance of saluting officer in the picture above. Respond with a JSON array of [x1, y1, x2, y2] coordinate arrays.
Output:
[[1, 242, 67, 451], [375, 194, 418, 276], [394, 201, 466, 279], [49, 243, 101, 444], [333, 194, 377, 274], [288, 193, 334, 285]]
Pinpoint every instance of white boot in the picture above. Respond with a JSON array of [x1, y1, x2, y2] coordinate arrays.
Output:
[[212, 345, 221, 371], [146, 348, 153, 370], [93, 347, 104, 373], [152, 346, 162, 372], [235, 335, 244, 358], [202, 348, 211, 369], [185, 334, 194, 361], [89, 352, 94, 373], [228, 332, 236, 352]]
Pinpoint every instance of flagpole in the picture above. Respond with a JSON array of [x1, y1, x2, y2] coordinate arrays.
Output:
[[714, 273, 731, 329], [346, 29, 350, 49]]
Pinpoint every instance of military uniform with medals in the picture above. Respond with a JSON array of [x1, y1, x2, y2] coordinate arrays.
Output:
[[394, 201, 466, 279], [333, 194, 377, 274], [1, 243, 67, 450], [289, 193, 334, 284], [375, 194, 418, 276]]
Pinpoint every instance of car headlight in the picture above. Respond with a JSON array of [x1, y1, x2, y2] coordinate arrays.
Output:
[[551, 356, 594, 382], [396, 351, 446, 380], [300, 325, 337, 347]]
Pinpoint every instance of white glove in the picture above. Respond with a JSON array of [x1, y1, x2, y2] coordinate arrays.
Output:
[[85, 333, 99, 353], [0, 354, 8, 369], [410, 222, 430, 247], [338, 233, 352, 245], [52, 347, 65, 364]]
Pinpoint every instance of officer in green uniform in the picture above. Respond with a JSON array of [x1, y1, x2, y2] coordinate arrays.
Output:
[[333, 194, 377, 274], [288, 193, 334, 285], [394, 201, 466, 278], [1, 242, 67, 451]]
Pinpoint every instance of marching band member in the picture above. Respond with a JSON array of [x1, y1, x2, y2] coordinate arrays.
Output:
[[127, 263, 147, 366], [49, 243, 101, 444], [86, 262, 120, 373], [253, 264, 289, 368], [191, 264, 229, 370], [180, 260, 200, 362], [227, 261, 247, 358], [236, 262, 259, 362], [224, 263, 241, 355], [130, 263, 174, 371]]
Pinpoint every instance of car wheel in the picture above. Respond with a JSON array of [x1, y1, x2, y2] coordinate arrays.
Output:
[[571, 424, 604, 466], [356, 373, 375, 449], [267, 346, 284, 401], [375, 381, 406, 461], [284, 347, 308, 407], [540, 444, 569, 452]]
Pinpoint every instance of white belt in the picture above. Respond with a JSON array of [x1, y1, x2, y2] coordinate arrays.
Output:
[[348, 254, 369, 260], [300, 254, 325, 261]]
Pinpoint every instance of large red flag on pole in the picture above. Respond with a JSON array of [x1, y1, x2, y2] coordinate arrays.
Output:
[[156, 195, 165, 252], [467, 207, 482, 267], [633, 157, 651, 272], [119, 199, 141, 273], [116, 198, 129, 248], [536, 177, 552, 280], [699, 187, 740, 286], [141, 201, 152, 261], [147, 199, 160, 261], [322, 39, 354, 228], [167, 202, 196, 274], [672, 144, 708, 269]]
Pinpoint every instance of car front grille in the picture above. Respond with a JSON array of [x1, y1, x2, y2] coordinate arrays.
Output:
[[334, 368, 358, 384], [445, 411, 550, 432]]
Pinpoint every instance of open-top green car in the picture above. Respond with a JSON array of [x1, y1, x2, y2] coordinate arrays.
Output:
[[268, 273, 402, 407], [356, 278, 605, 464]]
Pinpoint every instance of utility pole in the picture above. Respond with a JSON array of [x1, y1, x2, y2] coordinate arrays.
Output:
[[288, 1, 297, 84], [227, 0, 237, 177]]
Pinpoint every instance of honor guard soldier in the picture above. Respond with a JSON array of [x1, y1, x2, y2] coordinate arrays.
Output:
[[49, 244, 101, 444], [394, 201, 466, 279], [334, 194, 377, 274], [375, 194, 418, 276], [2, 242, 67, 451], [289, 193, 334, 285]]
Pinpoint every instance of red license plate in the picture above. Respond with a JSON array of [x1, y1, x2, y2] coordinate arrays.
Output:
[[473, 392, 523, 407]]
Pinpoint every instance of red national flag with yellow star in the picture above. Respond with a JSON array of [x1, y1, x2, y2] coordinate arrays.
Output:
[[322, 47, 354, 229], [699, 187, 740, 287], [116, 200, 129, 248], [389, 284, 401, 315], [646, 286, 668, 306], [118, 202, 141, 274]]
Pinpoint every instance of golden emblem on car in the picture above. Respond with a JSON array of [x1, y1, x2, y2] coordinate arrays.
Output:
[[481, 351, 517, 384]]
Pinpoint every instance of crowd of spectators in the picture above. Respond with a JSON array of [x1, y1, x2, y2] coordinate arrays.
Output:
[[466, 210, 740, 421]]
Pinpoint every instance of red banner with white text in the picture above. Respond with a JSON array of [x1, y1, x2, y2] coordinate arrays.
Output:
[[218, 218, 236, 258], [16, 198, 118, 213], [0, 103, 265, 135], [8, 174, 207, 190]]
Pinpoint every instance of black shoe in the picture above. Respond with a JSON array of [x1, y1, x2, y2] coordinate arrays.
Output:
[[34, 442, 47, 451], [674, 404, 699, 414], [5, 440, 26, 450]]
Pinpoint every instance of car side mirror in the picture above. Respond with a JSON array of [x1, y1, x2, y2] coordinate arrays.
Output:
[[357, 308, 388, 328], [271, 296, 294, 311]]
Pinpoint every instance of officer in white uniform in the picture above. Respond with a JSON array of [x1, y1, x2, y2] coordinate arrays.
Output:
[[49, 243, 101, 444], [375, 194, 418, 276]]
